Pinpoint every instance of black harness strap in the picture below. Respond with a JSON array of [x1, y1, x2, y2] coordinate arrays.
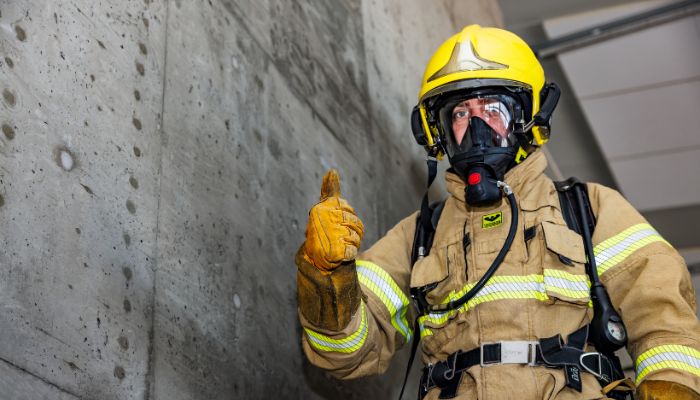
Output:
[[554, 177, 596, 237], [417, 326, 625, 399], [399, 197, 445, 400], [538, 326, 590, 392]]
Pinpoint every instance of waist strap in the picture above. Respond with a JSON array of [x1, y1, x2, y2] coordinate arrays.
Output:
[[419, 326, 627, 400]]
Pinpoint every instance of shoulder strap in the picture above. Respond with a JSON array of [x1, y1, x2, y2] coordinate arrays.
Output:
[[410, 199, 446, 266], [554, 177, 596, 235]]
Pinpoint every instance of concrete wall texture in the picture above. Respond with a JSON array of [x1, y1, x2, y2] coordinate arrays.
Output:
[[0, 1, 502, 399]]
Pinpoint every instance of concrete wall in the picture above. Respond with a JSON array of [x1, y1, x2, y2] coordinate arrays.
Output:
[[0, 1, 502, 399]]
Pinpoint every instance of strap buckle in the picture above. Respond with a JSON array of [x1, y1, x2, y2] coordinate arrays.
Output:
[[579, 352, 612, 383], [423, 362, 435, 392], [481, 341, 539, 367]]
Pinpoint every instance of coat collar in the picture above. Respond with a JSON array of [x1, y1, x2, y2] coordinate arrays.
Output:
[[445, 150, 549, 208]]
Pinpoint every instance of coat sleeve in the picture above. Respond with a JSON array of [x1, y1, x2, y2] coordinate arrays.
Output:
[[298, 212, 417, 379], [588, 183, 700, 391]]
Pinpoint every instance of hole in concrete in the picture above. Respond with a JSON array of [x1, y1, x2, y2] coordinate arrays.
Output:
[[126, 199, 136, 214], [2, 123, 15, 140], [15, 25, 26, 42], [132, 117, 142, 130], [80, 184, 94, 195], [117, 336, 129, 350], [135, 61, 144, 76], [122, 266, 132, 281], [2, 89, 16, 107], [113, 366, 125, 380], [54, 146, 76, 171]]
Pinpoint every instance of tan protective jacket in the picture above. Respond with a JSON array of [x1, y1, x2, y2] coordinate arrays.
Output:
[[298, 151, 700, 399]]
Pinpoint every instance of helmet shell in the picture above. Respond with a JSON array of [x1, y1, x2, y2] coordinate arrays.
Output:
[[418, 25, 547, 149]]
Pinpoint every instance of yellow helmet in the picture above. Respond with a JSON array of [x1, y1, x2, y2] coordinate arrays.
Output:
[[411, 25, 560, 159]]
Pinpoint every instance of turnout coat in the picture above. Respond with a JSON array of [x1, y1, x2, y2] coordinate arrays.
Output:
[[298, 151, 700, 399]]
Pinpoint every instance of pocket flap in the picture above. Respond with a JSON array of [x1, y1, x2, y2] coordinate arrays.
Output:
[[543, 268, 591, 305], [410, 251, 449, 288], [541, 221, 586, 264]]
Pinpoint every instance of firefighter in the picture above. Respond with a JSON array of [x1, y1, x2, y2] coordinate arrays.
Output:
[[295, 25, 700, 399]]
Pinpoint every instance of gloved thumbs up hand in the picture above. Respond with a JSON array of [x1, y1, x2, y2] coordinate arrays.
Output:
[[319, 169, 342, 201], [303, 169, 365, 273]]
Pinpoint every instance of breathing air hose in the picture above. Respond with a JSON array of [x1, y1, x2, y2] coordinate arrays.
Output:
[[427, 181, 517, 313]]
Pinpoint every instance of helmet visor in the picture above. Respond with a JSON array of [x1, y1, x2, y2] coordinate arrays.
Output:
[[439, 94, 519, 157]]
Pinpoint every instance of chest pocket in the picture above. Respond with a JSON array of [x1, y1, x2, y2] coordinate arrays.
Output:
[[410, 243, 452, 308], [540, 221, 591, 305], [410, 240, 466, 355]]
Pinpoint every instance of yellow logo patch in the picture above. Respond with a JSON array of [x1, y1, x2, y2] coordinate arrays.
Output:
[[482, 212, 503, 229]]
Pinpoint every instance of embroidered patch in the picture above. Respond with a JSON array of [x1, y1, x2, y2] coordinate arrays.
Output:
[[482, 211, 503, 229]]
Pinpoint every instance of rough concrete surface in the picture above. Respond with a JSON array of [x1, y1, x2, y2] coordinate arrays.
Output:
[[0, 1, 502, 398]]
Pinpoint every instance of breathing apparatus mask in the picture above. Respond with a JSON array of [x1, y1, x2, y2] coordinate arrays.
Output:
[[435, 90, 529, 206]]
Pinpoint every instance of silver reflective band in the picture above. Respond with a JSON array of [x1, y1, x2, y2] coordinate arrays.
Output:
[[481, 340, 539, 367]]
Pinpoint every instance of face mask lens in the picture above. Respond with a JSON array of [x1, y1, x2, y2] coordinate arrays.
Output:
[[441, 95, 518, 157]]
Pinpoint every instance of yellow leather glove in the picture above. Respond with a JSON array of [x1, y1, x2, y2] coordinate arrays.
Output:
[[636, 380, 700, 400], [303, 169, 364, 273], [296, 169, 364, 331]]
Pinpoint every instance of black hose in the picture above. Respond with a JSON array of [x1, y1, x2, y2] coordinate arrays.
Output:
[[574, 185, 601, 284], [574, 184, 628, 353], [428, 189, 518, 313]]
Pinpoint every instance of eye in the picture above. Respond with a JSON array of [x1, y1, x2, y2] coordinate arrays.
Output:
[[452, 110, 468, 121]]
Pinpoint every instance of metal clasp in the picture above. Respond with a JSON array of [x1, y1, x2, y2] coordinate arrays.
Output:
[[481, 341, 539, 367], [579, 352, 610, 382], [443, 351, 460, 381]]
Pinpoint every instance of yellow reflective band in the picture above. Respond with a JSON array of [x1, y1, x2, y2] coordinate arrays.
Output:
[[594, 223, 670, 276], [418, 271, 591, 329], [635, 344, 700, 384], [356, 260, 412, 342], [543, 269, 591, 299], [304, 303, 369, 353], [420, 325, 433, 339]]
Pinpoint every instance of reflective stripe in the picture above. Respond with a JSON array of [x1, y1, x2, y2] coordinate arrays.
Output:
[[543, 269, 590, 299], [420, 325, 433, 339], [419, 270, 590, 334], [305, 302, 369, 353], [356, 260, 412, 342], [594, 223, 670, 276], [635, 345, 700, 384]]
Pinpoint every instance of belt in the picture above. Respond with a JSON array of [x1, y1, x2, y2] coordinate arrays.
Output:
[[419, 331, 625, 399], [420, 341, 543, 399]]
